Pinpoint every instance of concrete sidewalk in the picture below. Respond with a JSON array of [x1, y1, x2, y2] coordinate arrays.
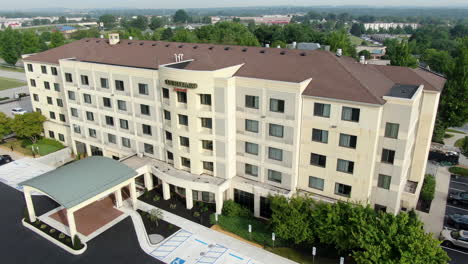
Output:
[[0, 69, 26, 81]]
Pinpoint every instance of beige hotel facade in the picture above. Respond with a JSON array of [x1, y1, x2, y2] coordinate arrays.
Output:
[[22, 34, 445, 216]]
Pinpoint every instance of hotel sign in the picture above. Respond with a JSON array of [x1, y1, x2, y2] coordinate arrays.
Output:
[[164, 80, 198, 89]]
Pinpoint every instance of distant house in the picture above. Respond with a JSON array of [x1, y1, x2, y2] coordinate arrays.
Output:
[[56, 26, 77, 34], [287, 42, 324, 51], [356, 46, 387, 59]]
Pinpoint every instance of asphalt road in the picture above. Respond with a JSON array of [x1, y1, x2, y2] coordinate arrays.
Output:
[[0, 96, 33, 117], [442, 174, 468, 263], [0, 181, 162, 264]]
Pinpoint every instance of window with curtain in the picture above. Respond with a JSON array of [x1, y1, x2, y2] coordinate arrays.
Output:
[[385, 123, 399, 139], [342, 107, 360, 122], [381, 149, 395, 164], [339, 133, 357, 148], [312, 129, 328, 143], [269, 124, 284, 137], [335, 183, 352, 197], [337, 159, 354, 173], [245, 95, 259, 109], [270, 99, 285, 113], [245, 119, 259, 133], [268, 147, 283, 161], [268, 170, 282, 183], [308, 176, 324, 190], [245, 142, 259, 155], [378, 174, 391, 189], [313, 103, 331, 117], [245, 164, 258, 176], [310, 153, 326, 167]]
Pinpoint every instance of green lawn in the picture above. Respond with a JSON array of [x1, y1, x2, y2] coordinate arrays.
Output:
[[0, 76, 27, 91], [449, 167, 468, 177], [1, 138, 64, 156], [267, 247, 351, 264], [455, 137, 466, 148], [444, 133, 454, 139], [349, 35, 363, 46], [0, 65, 25, 73], [446, 129, 466, 134]]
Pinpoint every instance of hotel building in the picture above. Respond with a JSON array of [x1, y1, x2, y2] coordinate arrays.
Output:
[[22, 34, 445, 216]]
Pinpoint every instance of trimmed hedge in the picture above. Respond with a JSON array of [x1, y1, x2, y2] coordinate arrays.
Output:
[[222, 200, 252, 217], [421, 174, 436, 202], [449, 166, 468, 177]]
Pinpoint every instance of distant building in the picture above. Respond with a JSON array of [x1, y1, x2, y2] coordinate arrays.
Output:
[[239, 15, 292, 25], [364, 23, 419, 31], [57, 26, 77, 34], [356, 46, 387, 59], [211, 16, 221, 24], [286, 42, 322, 51], [370, 34, 412, 43]]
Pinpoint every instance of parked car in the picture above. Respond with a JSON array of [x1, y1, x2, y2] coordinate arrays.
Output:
[[448, 191, 468, 205], [447, 214, 468, 229], [440, 229, 468, 248], [0, 155, 12, 166], [11, 107, 27, 115]]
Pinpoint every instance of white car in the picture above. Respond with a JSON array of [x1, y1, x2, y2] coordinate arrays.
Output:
[[440, 229, 468, 248], [11, 107, 27, 115]]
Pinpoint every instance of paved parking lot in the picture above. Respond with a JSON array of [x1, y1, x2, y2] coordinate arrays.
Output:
[[0, 97, 33, 117], [443, 174, 468, 263]]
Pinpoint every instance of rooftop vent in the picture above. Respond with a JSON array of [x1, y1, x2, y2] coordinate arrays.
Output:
[[140, 42, 144, 45], [128, 42, 132, 45], [242, 48, 248, 52], [336, 48, 343, 57], [178, 44, 184, 48], [208, 46, 214, 50], [152, 43, 157, 46], [224, 47, 231, 51], [96, 40, 100, 43], [265, 43, 270, 48], [280, 51, 286, 55], [85, 40, 90, 42], [129, 36, 133, 40], [300, 52, 306, 56], [359, 55, 366, 64], [260, 50, 266, 53], [193, 45, 198, 49], [165, 44, 170, 47]]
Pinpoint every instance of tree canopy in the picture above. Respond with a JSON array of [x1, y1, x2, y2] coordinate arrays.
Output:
[[99, 14, 117, 29], [0, 27, 22, 65], [10, 112, 46, 144], [389, 40, 418, 68], [0, 113, 12, 141], [49, 31, 65, 48], [173, 9, 189, 24]]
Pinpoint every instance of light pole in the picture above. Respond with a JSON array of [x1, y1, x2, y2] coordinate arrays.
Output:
[[272, 232, 275, 247], [248, 224, 252, 240], [340, 257, 344, 264], [312, 246, 316, 264]]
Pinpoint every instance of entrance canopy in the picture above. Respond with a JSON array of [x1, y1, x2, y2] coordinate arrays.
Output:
[[20, 156, 137, 209]]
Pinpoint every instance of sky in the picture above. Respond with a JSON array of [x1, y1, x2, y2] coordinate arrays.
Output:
[[1, 0, 467, 10]]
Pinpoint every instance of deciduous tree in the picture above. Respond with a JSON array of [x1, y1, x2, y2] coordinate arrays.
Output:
[[10, 112, 46, 144], [0, 113, 12, 142], [49, 31, 65, 48]]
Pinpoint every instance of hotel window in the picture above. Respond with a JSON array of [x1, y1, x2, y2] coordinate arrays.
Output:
[[245, 142, 259, 155], [201, 118, 212, 129], [385, 123, 399, 139], [83, 94, 92, 104], [44, 81, 50, 90], [180, 136, 190, 147], [73, 124, 81, 134], [245, 164, 258, 177], [142, 124, 152, 135], [335, 183, 352, 197], [177, 91, 187, 103], [49, 111, 56, 120], [30, 79, 36, 87], [268, 169, 282, 183], [181, 157, 191, 168], [268, 147, 283, 161], [47, 96, 53, 105], [115, 80, 125, 91], [167, 151, 174, 160], [165, 131, 172, 140], [36, 108, 41, 113], [270, 99, 285, 113], [100, 78, 109, 88], [404, 180, 418, 194], [103, 97, 111, 107], [203, 161, 214, 172], [58, 133, 65, 142], [342, 107, 360, 122], [310, 153, 326, 167], [378, 174, 392, 190], [164, 110, 171, 120], [120, 119, 129, 129], [314, 103, 330, 117], [339, 133, 357, 148], [245, 119, 259, 133], [89, 128, 97, 138], [381, 149, 395, 164], [309, 176, 324, 191], [178, 114, 188, 126], [70, 108, 78, 117], [51, 67, 58, 76], [202, 140, 213, 150], [65, 73, 73, 83], [140, 104, 150, 115], [200, 94, 212, 105], [122, 137, 131, 148], [27, 64, 33, 72], [245, 95, 259, 109], [59, 114, 66, 122], [33, 94, 39, 101], [269, 124, 284, 138], [54, 83, 60, 91], [48, 131, 55, 138], [108, 133, 116, 144], [312, 129, 328, 143], [144, 143, 154, 154], [68, 91, 75, 100], [80, 75, 89, 85], [162, 88, 169, 98], [86, 111, 94, 121], [138, 83, 149, 95], [105, 116, 114, 126], [56, 99, 63, 107], [41, 65, 47, 74], [117, 100, 127, 111], [337, 159, 354, 174]]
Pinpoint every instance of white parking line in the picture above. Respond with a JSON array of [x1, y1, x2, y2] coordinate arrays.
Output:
[[447, 205, 468, 213], [441, 246, 468, 255], [451, 180, 468, 186], [449, 188, 466, 192]]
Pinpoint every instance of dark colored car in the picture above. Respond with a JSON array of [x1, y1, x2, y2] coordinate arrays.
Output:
[[447, 214, 468, 229], [449, 191, 468, 205], [0, 155, 13, 166]]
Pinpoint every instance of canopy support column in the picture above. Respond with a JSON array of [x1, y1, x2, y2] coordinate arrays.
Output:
[[130, 179, 137, 210], [115, 189, 123, 208], [66, 209, 77, 244], [23, 186, 37, 222], [162, 181, 171, 200], [186, 188, 193, 210], [215, 190, 224, 215]]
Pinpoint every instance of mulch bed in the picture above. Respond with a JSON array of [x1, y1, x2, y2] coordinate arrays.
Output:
[[137, 209, 180, 238], [138, 187, 215, 228], [416, 198, 432, 213], [25, 218, 81, 249]]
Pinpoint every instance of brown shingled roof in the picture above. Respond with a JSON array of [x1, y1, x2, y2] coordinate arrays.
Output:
[[24, 38, 445, 105]]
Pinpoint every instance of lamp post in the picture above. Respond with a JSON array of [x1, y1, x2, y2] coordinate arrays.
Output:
[[312, 246, 316, 264], [272, 232, 275, 247], [340, 257, 344, 264], [248, 224, 252, 240]]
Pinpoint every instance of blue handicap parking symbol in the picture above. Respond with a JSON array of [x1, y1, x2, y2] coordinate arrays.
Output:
[[170, 258, 185, 264]]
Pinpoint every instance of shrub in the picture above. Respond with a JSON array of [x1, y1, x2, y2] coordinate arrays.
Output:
[[59, 233, 65, 239], [193, 211, 201, 218], [170, 204, 176, 209], [0, 96, 9, 101], [421, 174, 436, 201], [73, 235, 83, 250], [40, 224, 47, 229], [449, 166, 468, 177], [23, 208, 30, 222], [149, 208, 163, 226], [153, 195, 161, 202], [461, 136, 468, 156], [21, 138, 33, 148], [49, 228, 56, 234], [222, 200, 252, 217], [34, 220, 40, 226]]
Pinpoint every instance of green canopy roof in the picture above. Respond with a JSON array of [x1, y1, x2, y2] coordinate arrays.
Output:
[[20, 156, 137, 209]]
